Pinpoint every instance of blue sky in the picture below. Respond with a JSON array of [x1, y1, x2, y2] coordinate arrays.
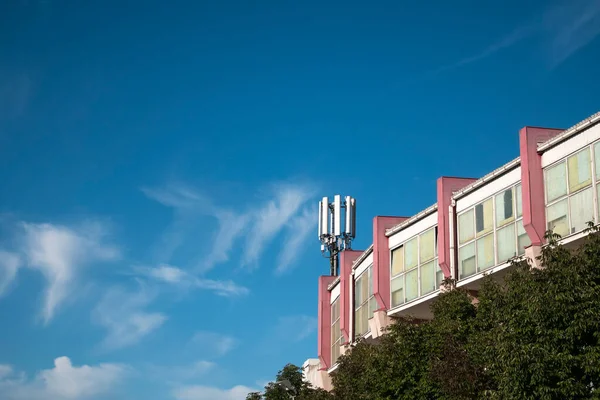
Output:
[[0, 0, 599, 399]]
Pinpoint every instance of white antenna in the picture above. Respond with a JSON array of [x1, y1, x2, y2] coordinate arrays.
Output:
[[317, 195, 357, 276]]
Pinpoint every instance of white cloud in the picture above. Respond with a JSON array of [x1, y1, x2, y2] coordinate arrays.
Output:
[[275, 206, 316, 275], [172, 384, 255, 400], [243, 184, 313, 268], [202, 210, 250, 271], [20, 222, 119, 324], [143, 181, 315, 273], [93, 285, 167, 350], [275, 315, 318, 342], [137, 264, 249, 297], [0, 364, 13, 380], [191, 331, 238, 357], [0, 356, 127, 400], [432, 0, 600, 74], [0, 251, 21, 297]]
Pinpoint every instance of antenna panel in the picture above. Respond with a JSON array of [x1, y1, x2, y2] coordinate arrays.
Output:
[[345, 196, 356, 238], [333, 195, 341, 236], [318, 200, 323, 238], [320, 197, 329, 236]]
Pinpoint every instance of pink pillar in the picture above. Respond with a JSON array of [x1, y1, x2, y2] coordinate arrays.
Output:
[[373, 216, 408, 310], [437, 177, 477, 278], [317, 275, 336, 370], [339, 250, 363, 344], [519, 127, 563, 246]]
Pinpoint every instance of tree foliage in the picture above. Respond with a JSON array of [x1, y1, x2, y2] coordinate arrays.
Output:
[[246, 363, 333, 400], [254, 228, 600, 399]]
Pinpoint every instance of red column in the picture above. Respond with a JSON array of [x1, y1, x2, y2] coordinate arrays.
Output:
[[339, 250, 362, 344], [519, 127, 563, 246], [437, 177, 477, 278], [372, 216, 408, 310], [317, 275, 336, 370]]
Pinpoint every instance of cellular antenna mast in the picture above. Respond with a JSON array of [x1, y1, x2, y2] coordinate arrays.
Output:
[[318, 195, 356, 276]]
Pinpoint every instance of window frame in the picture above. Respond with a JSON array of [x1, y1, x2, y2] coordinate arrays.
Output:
[[353, 265, 374, 338], [457, 183, 527, 280], [389, 226, 443, 308], [330, 297, 341, 365], [543, 145, 599, 237]]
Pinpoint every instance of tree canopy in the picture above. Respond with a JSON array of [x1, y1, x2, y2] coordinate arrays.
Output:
[[252, 228, 600, 399]]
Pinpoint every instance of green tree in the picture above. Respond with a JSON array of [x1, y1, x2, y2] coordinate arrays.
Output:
[[247, 363, 333, 400], [261, 227, 600, 399]]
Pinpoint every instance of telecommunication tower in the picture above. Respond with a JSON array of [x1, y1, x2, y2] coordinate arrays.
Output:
[[318, 195, 356, 276]]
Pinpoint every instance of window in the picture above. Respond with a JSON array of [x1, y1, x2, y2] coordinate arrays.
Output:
[[457, 184, 526, 279], [544, 147, 595, 237], [331, 298, 341, 365], [390, 227, 442, 307], [354, 266, 374, 338]]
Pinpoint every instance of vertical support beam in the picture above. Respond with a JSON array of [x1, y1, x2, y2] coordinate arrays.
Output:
[[339, 250, 363, 344], [372, 216, 408, 310], [519, 127, 563, 246], [437, 177, 477, 278], [317, 275, 336, 370]]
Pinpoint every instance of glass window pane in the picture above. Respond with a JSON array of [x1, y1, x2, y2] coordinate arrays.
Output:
[[391, 276, 404, 307], [435, 227, 439, 257], [547, 199, 569, 237], [595, 142, 600, 179], [516, 184, 523, 218], [459, 243, 476, 279], [458, 210, 474, 244], [405, 269, 418, 302], [405, 238, 418, 270], [368, 266, 374, 297], [368, 297, 377, 315], [420, 229, 435, 262], [420, 261, 435, 295], [545, 162, 567, 202], [361, 272, 369, 304], [436, 266, 444, 288], [354, 276, 363, 309], [497, 223, 516, 262], [475, 199, 493, 236], [517, 221, 530, 256], [477, 234, 495, 271], [331, 300, 339, 324], [361, 306, 369, 334], [496, 188, 514, 227], [391, 246, 404, 276], [355, 306, 363, 337], [568, 148, 592, 193], [570, 186, 594, 233]]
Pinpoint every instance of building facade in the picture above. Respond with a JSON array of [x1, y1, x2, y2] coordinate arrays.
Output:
[[303, 111, 600, 391]]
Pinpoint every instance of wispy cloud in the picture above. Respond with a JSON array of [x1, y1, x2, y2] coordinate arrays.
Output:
[[274, 315, 318, 342], [19, 221, 119, 324], [0, 356, 128, 400], [136, 264, 249, 297], [93, 284, 167, 350], [143, 181, 316, 274], [275, 206, 316, 275], [432, 0, 600, 74], [190, 331, 238, 358], [0, 251, 21, 297], [243, 183, 314, 268], [172, 384, 256, 400], [256, 315, 317, 355]]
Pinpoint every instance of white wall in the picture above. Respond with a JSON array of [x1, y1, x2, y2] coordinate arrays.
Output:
[[330, 282, 340, 304], [353, 253, 373, 277], [542, 123, 600, 167], [388, 211, 438, 250], [455, 167, 521, 213]]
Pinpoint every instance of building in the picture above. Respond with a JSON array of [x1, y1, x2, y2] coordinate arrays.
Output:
[[303, 111, 600, 391]]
